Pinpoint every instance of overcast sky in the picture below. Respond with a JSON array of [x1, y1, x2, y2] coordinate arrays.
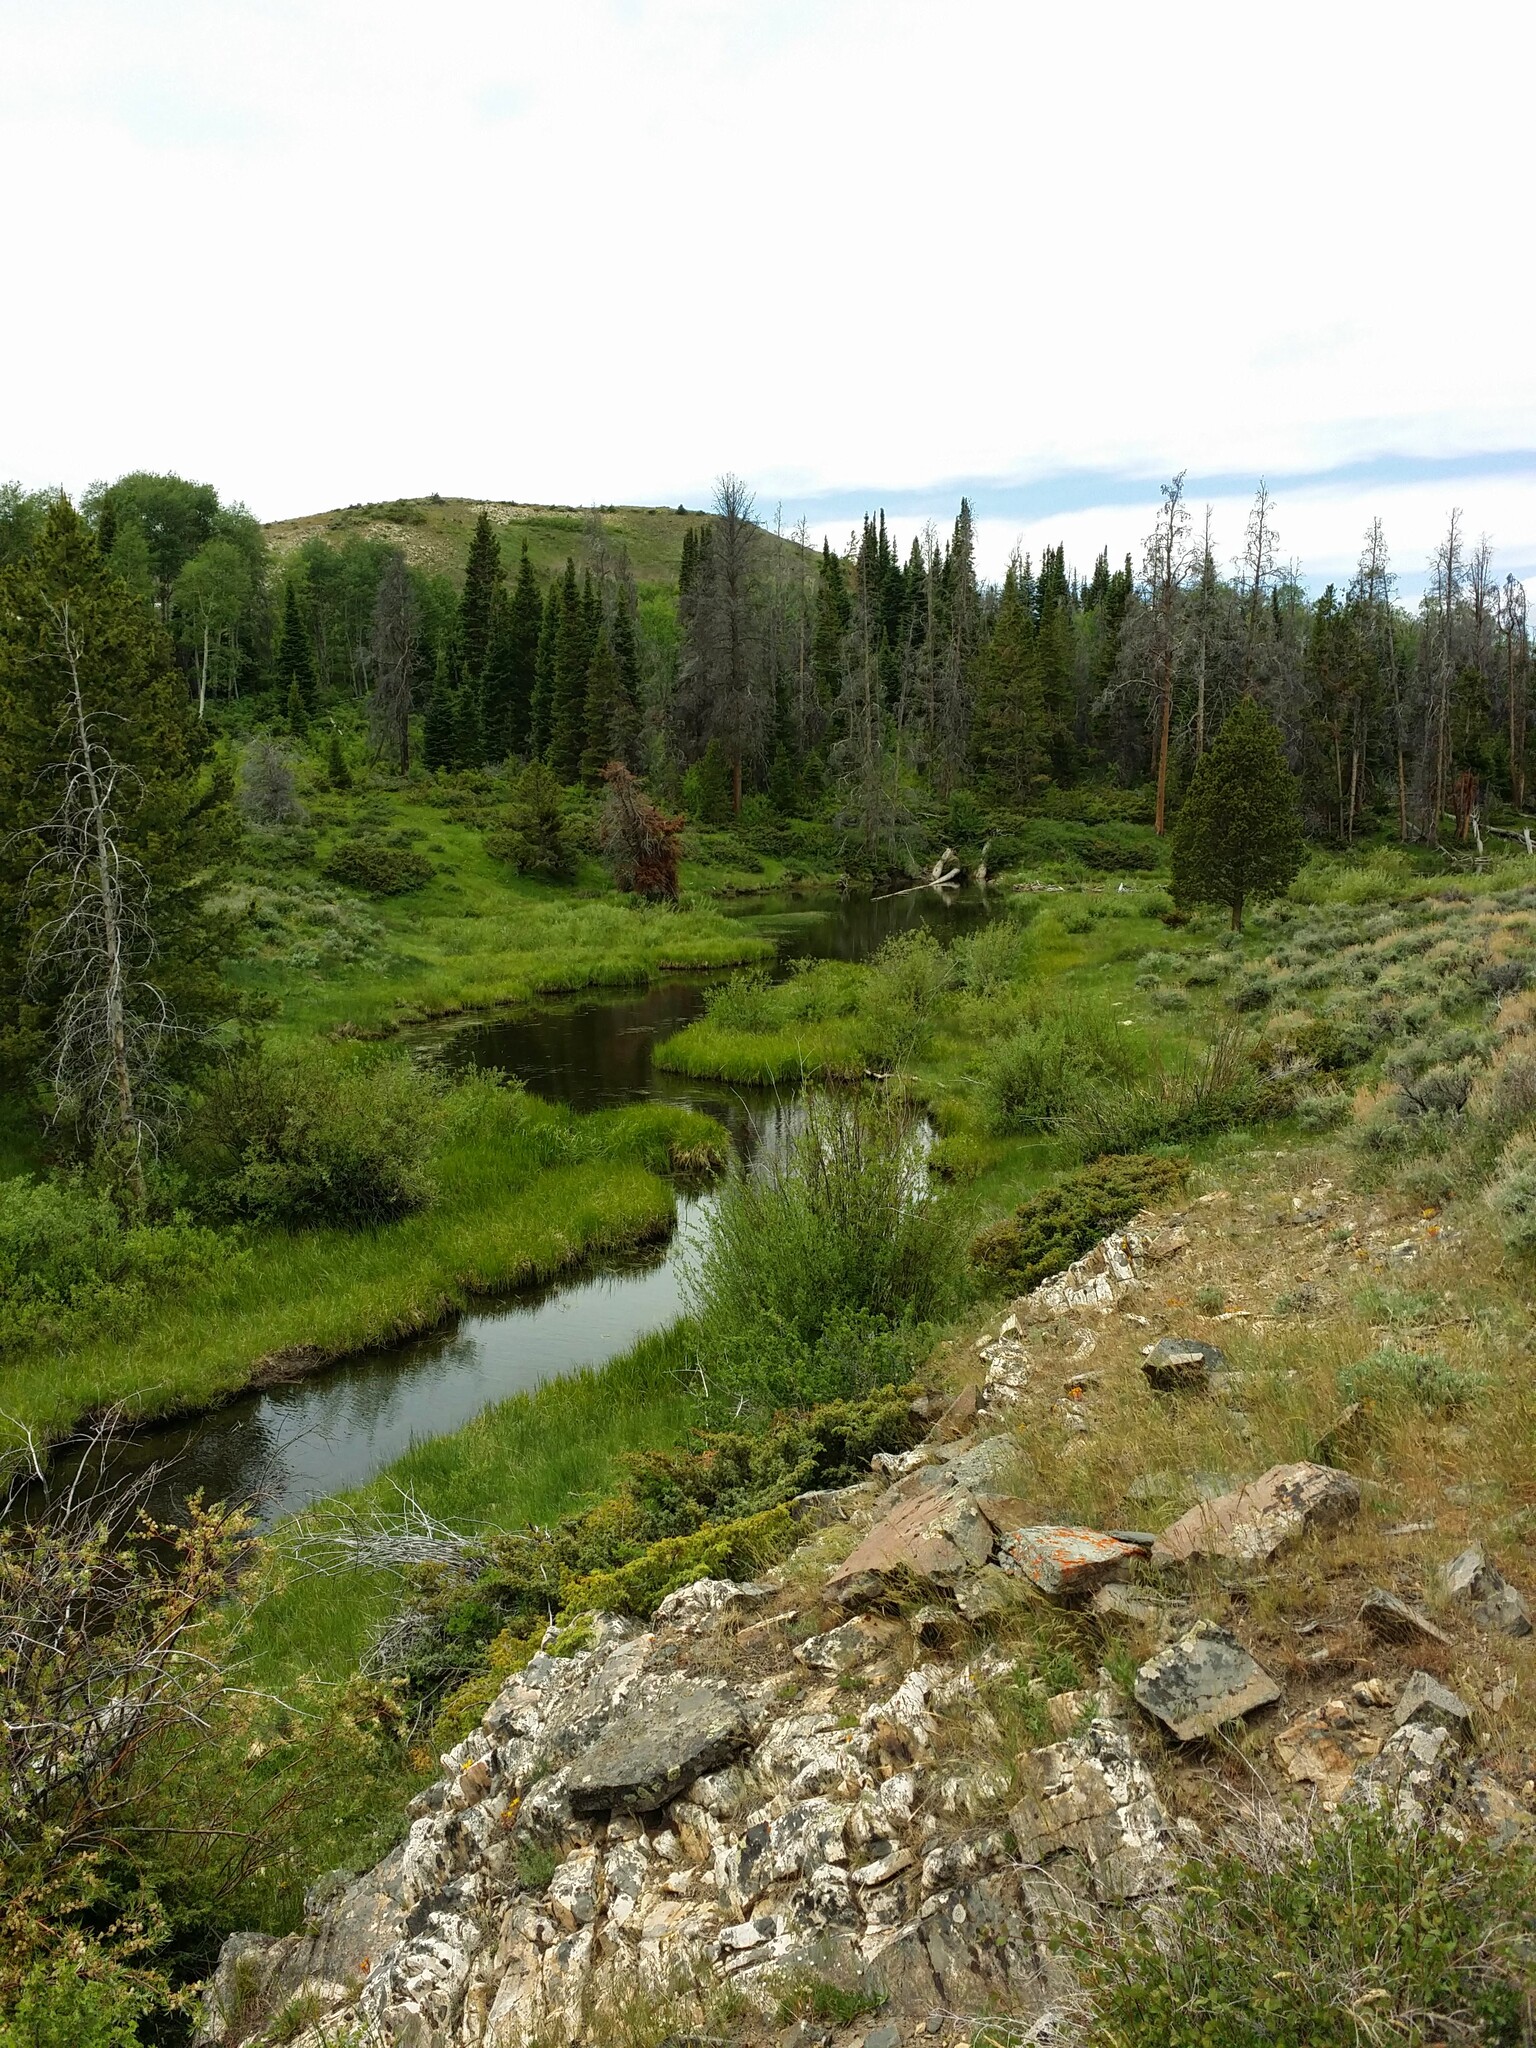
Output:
[[4, 0, 1533, 592]]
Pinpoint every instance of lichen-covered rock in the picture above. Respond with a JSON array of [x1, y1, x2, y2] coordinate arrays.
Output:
[[1440, 1545, 1533, 1638], [1011, 1718, 1174, 1900], [995, 1525, 1142, 1601], [1133, 1622, 1281, 1741], [1152, 1462, 1360, 1566], [566, 1678, 752, 1815]]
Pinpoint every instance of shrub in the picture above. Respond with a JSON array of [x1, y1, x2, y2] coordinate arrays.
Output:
[[1054, 1030, 1258, 1159], [238, 737, 305, 827], [685, 1089, 964, 1413], [185, 1043, 446, 1228], [1293, 1014, 1375, 1071], [979, 1006, 1139, 1136], [951, 918, 1031, 998], [0, 1178, 229, 1353], [1486, 1137, 1536, 1255], [1294, 1089, 1352, 1134], [1071, 1806, 1536, 2048], [0, 1960, 154, 2047], [1229, 974, 1274, 1011], [1338, 1343, 1487, 1415], [864, 930, 952, 1066], [323, 837, 433, 896], [970, 1153, 1186, 1290]]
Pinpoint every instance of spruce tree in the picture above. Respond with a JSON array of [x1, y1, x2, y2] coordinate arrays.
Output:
[[548, 559, 588, 782], [423, 646, 455, 771], [695, 739, 733, 825], [491, 760, 571, 877], [458, 508, 504, 684], [454, 677, 483, 769], [275, 579, 317, 713], [286, 681, 308, 738], [608, 598, 642, 769], [0, 499, 237, 1130], [530, 582, 558, 760], [481, 590, 514, 762], [1172, 694, 1305, 929], [580, 628, 620, 787], [971, 560, 1044, 801], [326, 723, 352, 790], [502, 541, 543, 755], [812, 542, 847, 710]]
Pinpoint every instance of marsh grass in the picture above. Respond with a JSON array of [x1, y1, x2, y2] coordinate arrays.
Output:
[[0, 1094, 722, 1464]]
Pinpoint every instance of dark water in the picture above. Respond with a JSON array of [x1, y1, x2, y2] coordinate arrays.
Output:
[[78, 887, 995, 1525]]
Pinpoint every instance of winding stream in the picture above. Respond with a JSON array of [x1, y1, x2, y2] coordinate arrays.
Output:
[[107, 888, 994, 1525]]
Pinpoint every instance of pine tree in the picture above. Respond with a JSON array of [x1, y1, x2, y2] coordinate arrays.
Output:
[[453, 677, 483, 769], [608, 598, 642, 769], [529, 582, 559, 760], [326, 723, 352, 790], [490, 760, 571, 876], [971, 559, 1045, 801], [423, 645, 455, 771], [458, 508, 504, 684], [549, 559, 589, 782], [580, 628, 620, 786], [1172, 694, 1305, 929], [499, 541, 542, 756], [275, 579, 317, 713], [0, 499, 237, 1150]]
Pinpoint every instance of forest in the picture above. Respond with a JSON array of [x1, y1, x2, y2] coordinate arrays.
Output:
[[2, 467, 1527, 886]]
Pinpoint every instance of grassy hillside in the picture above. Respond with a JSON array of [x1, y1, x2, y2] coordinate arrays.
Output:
[[262, 494, 816, 589]]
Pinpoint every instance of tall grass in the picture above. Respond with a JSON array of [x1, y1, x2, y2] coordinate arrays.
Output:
[[979, 1002, 1141, 1134], [1054, 1028, 1257, 1159], [684, 1088, 965, 1412], [0, 1094, 723, 1467]]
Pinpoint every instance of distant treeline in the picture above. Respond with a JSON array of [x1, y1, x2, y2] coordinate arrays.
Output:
[[2, 469, 1528, 856]]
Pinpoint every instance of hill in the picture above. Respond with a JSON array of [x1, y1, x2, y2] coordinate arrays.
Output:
[[262, 494, 816, 590]]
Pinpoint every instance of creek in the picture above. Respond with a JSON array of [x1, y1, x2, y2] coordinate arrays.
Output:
[[106, 887, 994, 1525]]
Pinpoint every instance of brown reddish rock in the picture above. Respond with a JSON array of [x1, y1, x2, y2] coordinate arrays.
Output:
[[996, 1526, 1144, 1601], [826, 1488, 995, 1606]]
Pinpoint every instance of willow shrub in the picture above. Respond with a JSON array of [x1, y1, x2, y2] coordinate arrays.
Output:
[[686, 1088, 966, 1414]]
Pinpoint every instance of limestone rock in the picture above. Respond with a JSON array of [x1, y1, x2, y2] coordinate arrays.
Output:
[[1142, 1336, 1225, 1391], [1358, 1587, 1450, 1646], [795, 1615, 899, 1675], [1021, 1228, 1145, 1320], [1349, 1720, 1459, 1826], [1393, 1669, 1474, 1743], [1134, 1622, 1281, 1741], [567, 1680, 751, 1815], [653, 1577, 774, 1631], [1152, 1461, 1360, 1566], [1439, 1545, 1532, 1638], [1011, 1718, 1174, 1900], [995, 1526, 1142, 1601]]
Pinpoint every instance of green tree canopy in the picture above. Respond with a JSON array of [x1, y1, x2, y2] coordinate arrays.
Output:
[[1172, 693, 1305, 928]]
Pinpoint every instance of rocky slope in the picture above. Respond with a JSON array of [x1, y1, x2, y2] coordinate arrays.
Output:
[[198, 1194, 1536, 2048]]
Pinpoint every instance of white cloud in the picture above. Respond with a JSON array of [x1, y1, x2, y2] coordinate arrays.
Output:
[[3, 0, 1533, 591]]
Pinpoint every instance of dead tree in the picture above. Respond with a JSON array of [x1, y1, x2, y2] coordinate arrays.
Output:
[[22, 600, 169, 1202], [1500, 573, 1529, 810], [1144, 472, 1192, 834], [1239, 481, 1278, 690]]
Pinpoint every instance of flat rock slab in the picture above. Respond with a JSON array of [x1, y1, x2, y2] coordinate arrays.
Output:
[[997, 1526, 1143, 1601], [1142, 1336, 1225, 1391], [827, 1487, 995, 1605], [1134, 1622, 1280, 1741], [1359, 1586, 1449, 1645], [1152, 1461, 1360, 1566], [566, 1681, 751, 1815], [1012, 1718, 1173, 1900], [794, 1615, 899, 1674]]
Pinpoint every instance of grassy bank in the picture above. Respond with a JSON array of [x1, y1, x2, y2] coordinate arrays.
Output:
[[0, 1093, 721, 1468], [225, 779, 775, 1039]]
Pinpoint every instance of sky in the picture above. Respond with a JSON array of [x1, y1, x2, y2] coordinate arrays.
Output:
[[4, 0, 1534, 594]]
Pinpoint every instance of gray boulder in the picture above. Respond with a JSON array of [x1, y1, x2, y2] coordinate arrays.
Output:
[[1394, 1669, 1474, 1743], [566, 1679, 751, 1815], [1134, 1621, 1280, 1741], [1440, 1545, 1532, 1637], [1142, 1336, 1225, 1391], [1358, 1586, 1449, 1645]]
